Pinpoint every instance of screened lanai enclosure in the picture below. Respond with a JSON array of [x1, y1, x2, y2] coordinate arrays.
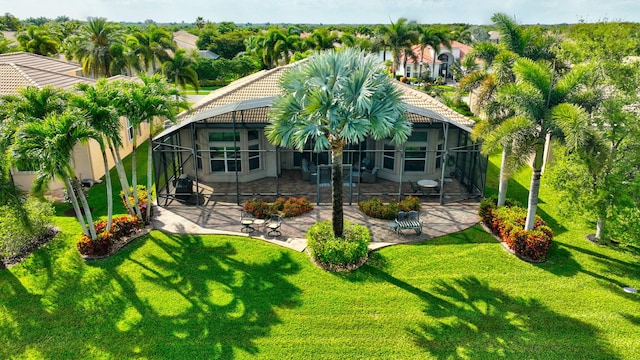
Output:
[[152, 62, 486, 208]]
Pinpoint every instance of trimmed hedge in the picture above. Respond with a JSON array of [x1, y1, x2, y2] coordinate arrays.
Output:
[[243, 196, 313, 219], [358, 196, 421, 220], [306, 221, 370, 271], [480, 197, 553, 262]]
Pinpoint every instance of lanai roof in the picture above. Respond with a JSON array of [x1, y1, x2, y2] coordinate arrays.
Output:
[[161, 59, 475, 139]]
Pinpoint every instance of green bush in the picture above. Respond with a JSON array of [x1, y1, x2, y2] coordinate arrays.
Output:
[[358, 196, 420, 220], [306, 221, 370, 271], [77, 215, 143, 257], [482, 201, 553, 262], [243, 196, 313, 219], [0, 198, 54, 258]]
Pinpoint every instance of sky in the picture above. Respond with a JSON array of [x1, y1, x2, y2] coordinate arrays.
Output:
[[1, 0, 640, 25]]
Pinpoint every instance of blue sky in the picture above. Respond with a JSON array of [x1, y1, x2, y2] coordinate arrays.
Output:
[[2, 0, 639, 24]]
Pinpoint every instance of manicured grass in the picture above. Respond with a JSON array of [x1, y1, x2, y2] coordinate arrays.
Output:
[[2, 155, 639, 359]]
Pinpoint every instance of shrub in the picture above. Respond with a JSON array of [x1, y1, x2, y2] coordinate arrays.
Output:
[[482, 200, 553, 262], [358, 196, 420, 220], [0, 198, 54, 258], [307, 221, 370, 271], [243, 196, 313, 219], [120, 185, 150, 220], [77, 215, 143, 257]]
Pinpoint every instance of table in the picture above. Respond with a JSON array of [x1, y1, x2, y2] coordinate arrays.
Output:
[[417, 179, 439, 195]]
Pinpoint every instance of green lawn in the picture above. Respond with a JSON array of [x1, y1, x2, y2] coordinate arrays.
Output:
[[2, 154, 639, 359]]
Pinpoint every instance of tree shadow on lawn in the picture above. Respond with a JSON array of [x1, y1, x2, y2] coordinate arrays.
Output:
[[0, 231, 302, 359], [361, 267, 621, 359]]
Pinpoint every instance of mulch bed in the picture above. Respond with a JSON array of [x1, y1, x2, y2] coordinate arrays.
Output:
[[80, 226, 153, 261], [1, 227, 59, 269]]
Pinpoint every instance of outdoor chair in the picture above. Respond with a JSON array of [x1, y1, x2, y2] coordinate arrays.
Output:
[[395, 210, 423, 235], [361, 167, 378, 183], [410, 181, 425, 196], [240, 210, 255, 233], [265, 214, 282, 237]]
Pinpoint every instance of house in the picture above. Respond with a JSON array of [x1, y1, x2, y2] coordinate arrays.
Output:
[[152, 58, 486, 206], [0, 52, 150, 192], [173, 30, 219, 59], [396, 41, 473, 81]]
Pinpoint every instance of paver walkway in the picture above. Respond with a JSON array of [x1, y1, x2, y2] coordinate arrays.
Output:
[[152, 201, 479, 252]]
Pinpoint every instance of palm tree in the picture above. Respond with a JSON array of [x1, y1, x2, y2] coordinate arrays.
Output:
[[195, 17, 205, 30], [161, 48, 199, 91], [380, 18, 419, 78], [418, 26, 452, 81], [113, 74, 186, 223], [72, 80, 127, 230], [129, 25, 174, 73], [305, 28, 339, 51], [13, 111, 98, 240], [267, 48, 411, 238], [74, 17, 123, 77], [16, 25, 59, 56], [488, 58, 596, 230]]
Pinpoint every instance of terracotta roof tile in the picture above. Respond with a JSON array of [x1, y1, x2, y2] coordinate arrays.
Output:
[[0, 62, 94, 95], [0, 52, 81, 75]]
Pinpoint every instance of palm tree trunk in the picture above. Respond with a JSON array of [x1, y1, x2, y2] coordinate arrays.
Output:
[[64, 176, 90, 238], [331, 147, 344, 238], [108, 139, 135, 216], [146, 130, 154, 224], [524, 148, 545, 230], [100, 147, 113, 231], [131, 127, 143, 220], [74, 177, 97, 240], [497, 146, 509, 206], [595, 217, 605, 242]]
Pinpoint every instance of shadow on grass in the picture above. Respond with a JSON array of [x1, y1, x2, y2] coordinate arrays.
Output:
[[0, 231, 302, 359], [362, 267, 621, 359]]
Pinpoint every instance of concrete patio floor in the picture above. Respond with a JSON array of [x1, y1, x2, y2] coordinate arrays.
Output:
[[152, 200, 480, 252]]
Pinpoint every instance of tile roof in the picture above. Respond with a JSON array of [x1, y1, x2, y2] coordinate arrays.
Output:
[[0, 62, 95, 95], [173, 59, 475, 133], [0, 52, 81, 75]]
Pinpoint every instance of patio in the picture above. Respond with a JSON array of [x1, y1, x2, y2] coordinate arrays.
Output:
[[152, 197, 480, 252]]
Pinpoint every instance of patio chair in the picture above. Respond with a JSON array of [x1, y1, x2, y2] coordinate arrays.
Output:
[[265, 214, 282, 237], [410, 181, 426, 196], [361, 167, 378, 183], [240, 210, 255, 233]]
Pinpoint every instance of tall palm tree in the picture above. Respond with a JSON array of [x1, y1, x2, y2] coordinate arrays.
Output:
[[418, 26, 452, 81], [305, 28, 339, 51], [74, 17, 123, 77], [161, 48, 199, 91], [113, 74, 186, 223], [13, 112, 98, 240], [380, 18, 419, 78], [16, 25, 59, 56], [488, 58, 596, 230], [267, 48, 411, 238], [129, 25, 174, 73], [72, 80, 127, 230], [259, 27, 286, 69]]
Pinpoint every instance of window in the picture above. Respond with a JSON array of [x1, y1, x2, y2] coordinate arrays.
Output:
[[383, 143, 395, 170], [209, 131, 241, 173], [207, 130, 261, 173], [127, 118, 134, 141], [404, 131, 428, 172]]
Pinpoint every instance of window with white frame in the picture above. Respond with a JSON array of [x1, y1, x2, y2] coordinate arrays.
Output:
[[247, 130, 261, 171], [383, 142, 395, 170], [404, 131, 428, 172], [209, 132, 241, 173]]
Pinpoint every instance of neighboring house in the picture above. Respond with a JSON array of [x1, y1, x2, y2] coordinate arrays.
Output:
[[0, 52, 150, 192], [397, 41, 473, 80], [153, 59, 486, 205], [173, 30, 219, 59]]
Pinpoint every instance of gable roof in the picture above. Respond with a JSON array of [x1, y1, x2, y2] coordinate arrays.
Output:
[[0, 52, 81, 75], [173, 30, 199, 50], [0, 62, 95, 95], [162, 59, 475, 139]]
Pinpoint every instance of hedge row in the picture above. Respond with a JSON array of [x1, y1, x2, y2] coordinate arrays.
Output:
[[358, 196, 421, 220], [243, 197, 313, 219]]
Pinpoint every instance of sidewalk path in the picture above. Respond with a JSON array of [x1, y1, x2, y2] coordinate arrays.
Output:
[[152, 201, 479, 252]]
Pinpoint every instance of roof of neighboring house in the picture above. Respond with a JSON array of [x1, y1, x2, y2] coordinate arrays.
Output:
[[0, 52, 81, 75], [160, 59, 475, 139], [0, 62, 94, 95], [402, 41, 473, 65], [173, 30, 199, 50], [198, 50, 220, 60]]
